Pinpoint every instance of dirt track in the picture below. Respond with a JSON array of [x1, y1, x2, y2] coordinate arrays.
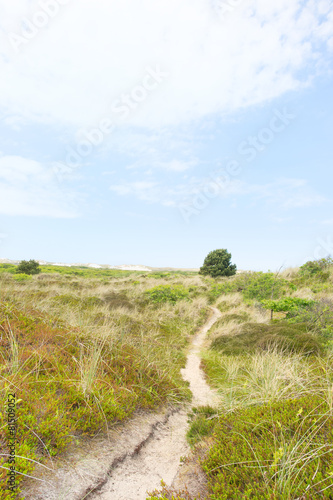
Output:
[[21, 307, 221, 500], [87, 307, 221, 500]]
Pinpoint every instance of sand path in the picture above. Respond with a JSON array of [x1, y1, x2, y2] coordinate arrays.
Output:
[[21, 307, 221, 500], [87, 307, 221, 500]]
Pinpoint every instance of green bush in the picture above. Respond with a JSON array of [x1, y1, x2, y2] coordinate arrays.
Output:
[[210, 272, 295, 302], [242, 273, 295, 301], [285, 299, 333, 346], [145, 285, 189, 304], [16, 259, 41, 275], [300, 257, 333, 276]]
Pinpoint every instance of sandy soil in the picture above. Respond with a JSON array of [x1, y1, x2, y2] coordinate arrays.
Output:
[[20, 307, 221, 500], [88, 307, 221, 500]]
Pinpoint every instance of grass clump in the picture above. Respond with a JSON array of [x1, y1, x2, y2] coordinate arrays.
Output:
[[211, 322, 322, 356], [147, 483, 194, 500], [202, 348, 318, 412], [220, 312, 250, 324], [187, 406, 218, 446]]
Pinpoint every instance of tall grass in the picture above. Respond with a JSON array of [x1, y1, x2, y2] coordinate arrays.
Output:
[[0, 270, 210, 497]]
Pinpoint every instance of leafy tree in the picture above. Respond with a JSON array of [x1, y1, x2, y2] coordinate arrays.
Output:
[[16, 259, 41, 275], [199, 249, 237, 278]]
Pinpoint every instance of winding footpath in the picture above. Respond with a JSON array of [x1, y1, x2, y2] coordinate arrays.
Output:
[[22, 307, 221, 500], [88, 307, 221, 500]]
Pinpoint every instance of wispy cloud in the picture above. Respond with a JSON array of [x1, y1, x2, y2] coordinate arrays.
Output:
[[109, 176, 328, 210], [321, 218, 333, 226], [0, 155, 79, 217], [0, 0, 332, 129], [240, 178, 327, 209]]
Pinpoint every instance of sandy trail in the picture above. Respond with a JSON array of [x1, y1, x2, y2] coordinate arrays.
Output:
[[88, 307, 221, 500], [21, 307, 221, 500]]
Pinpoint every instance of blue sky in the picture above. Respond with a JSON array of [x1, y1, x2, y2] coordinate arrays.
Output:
[[0, 0, 332, 270]]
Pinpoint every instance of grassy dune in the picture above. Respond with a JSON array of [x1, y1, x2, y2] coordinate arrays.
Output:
[[150, 259, 333, 499], [0, 266, 209, 498], [2, 259, 333, 499]]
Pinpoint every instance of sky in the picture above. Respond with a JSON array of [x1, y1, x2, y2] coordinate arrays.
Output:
[[0, 0, 332, 271]]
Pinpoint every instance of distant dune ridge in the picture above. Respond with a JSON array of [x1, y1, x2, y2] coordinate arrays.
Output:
[[0, 258, 200, 272]]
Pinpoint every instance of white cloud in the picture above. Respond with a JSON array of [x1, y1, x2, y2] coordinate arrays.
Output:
[[0, 0, 332, 130], [0, 155, 79, 217], [242, 178, 327, 208], [109, 176, 328, 210], [110, 181, 159, 202], [157, 160, 197, 172]]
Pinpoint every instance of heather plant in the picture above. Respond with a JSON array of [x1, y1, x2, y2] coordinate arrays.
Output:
[[0, 270, 209, 496], [203, 395, 333, 499]]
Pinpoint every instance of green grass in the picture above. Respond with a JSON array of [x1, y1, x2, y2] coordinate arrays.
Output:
[[0, 271, 209, 497], [3, 259, 333, 499], [211, 321, 323, 356], [169, 260, 333, 499]]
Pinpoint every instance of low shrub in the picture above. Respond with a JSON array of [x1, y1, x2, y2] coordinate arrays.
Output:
[[285, 299, 333, 346], [210, 273, 295, 303], [145, 285, 189, 304], [16, 259, 41, 275], [13, 273, 33, 282], [300, 257, 333, 276], [242, 273, 295, 301], [203, 395, 333, 499]]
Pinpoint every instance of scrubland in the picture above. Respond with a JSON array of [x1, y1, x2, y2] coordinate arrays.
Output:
[[0, 266, 208, 499], [2, 258, 333, 499], [149, 259, 333, 500]]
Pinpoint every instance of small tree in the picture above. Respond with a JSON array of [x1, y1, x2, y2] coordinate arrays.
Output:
[[16, 259, 41, 275], [199, 249, 237, 278], [261, 297, 315, 320]]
